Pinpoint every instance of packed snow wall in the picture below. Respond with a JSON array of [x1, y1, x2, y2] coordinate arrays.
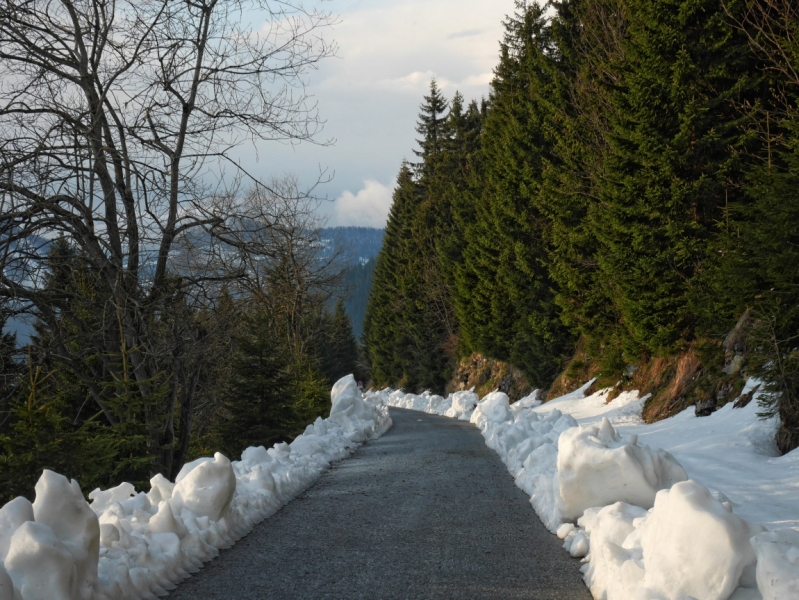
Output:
[[0, 375, 392, 600], [387, 384, 799, 600]]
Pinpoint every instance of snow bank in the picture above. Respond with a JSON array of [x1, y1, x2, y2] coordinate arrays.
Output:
[[751, 528, 799, 599], [580, 481, 764, 599], [0, 374, 391, 600], [557, 417, 687, 521], [387, 381, 799, 600], [446, 389, 479, 420]]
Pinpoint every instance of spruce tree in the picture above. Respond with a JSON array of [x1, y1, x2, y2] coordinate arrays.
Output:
[[456, 2, 574, 386], [363, 163, 423, 388], [414, 79, 449, 177], [316, 299, 359, 383], [214, 310, 295, 458], [593, 0, 761, 355]]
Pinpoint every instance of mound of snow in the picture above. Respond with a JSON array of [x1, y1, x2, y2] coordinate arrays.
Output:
[[445, 390, 479, 420], [171, 453, 236, 521], [751, 528, 799, 600], [0, 375, 391, 600], [470, 391, 512, 425], [511, 390, 542, 411], [636, 480, 764, 599], [557, 417, 687, 521], [578, 502, 649, 598]]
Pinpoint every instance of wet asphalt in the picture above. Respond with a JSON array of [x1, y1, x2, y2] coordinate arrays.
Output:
[[167, 407, 591, 600]]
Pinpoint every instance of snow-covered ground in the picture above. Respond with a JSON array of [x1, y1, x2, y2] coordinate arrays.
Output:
[[0, 375, 392, 600], [387, 381, 799, 600], [546, 380, 799, 532]]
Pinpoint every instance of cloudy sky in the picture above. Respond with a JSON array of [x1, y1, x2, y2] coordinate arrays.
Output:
[[241, 0, 517, 228]]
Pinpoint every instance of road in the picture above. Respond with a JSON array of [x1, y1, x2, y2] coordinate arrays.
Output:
[[167, 407, 591, 599]]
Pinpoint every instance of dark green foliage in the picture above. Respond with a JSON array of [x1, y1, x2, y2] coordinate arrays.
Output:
[[0, 320, 19, 406], [0, 357, 150, 503], [454, 3, 575, 386], [724, 134, 799, 452], [591, 0, 762, 354], [364, 163, 425, 389], [0, 240, 157, 501], [204, 295, 361, 460], [312, 299, 360, 385], [364, 0, 799, 452], [414, 78, 449, 175], [211, 311, 297, 459]]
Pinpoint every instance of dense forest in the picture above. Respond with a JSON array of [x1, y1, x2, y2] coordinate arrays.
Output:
[[364, 0, 799, 453], [0, 228, 362, 502]]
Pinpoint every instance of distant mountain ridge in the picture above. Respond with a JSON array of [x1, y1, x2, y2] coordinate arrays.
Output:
[[319, 227, 384, 266], [320, 227, 384, 341]]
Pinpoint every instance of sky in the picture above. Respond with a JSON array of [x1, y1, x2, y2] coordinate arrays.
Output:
[[239, 0, 517, 228]]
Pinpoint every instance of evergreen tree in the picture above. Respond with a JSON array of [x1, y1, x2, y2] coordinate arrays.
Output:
[[312, 299, 359, 384], [213, 310, 296, 458], [532, 0, 618, 345], [363, 163, 423, 388], [364, 161, 452, 392], [414, 78, 449, 177], [435, 95, 486, 294], [593, 0, 761, 355], [455, 3, 574, 386]]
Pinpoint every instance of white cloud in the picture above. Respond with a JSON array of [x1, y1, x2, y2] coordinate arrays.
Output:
[[334, 179, 394, 228], [462, 72, 494, 87], [377, 70, 455, 93], [236, 0, 517, 217]]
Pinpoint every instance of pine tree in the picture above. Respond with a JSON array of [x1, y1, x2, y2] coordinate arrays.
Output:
[[364, 81, 467, 393], [592, 0, 761, 355], [213, 310, 295, 458], [455, 2, 574, 386], [364, 163, 423, 388], [414, 78, 449, 178], [312, 299, 358, 384]]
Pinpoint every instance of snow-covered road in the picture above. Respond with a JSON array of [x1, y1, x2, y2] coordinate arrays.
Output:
[[167, 408, 590, 600]]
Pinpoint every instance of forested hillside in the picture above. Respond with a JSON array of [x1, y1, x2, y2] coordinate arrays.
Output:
[[320, 227, 385, 264], [364, 0, 799, 453]]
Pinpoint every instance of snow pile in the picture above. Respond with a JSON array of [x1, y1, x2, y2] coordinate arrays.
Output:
[[0, 374, 391, 600], [579, 481, 764, 599], [751, 528, 799, 599], [387, 381, 799, 600], [556, 417, 687, 521], [445, 389, 479, 420]]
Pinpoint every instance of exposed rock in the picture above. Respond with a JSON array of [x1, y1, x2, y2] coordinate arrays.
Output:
[[695, 397, 717, 417], [734, 384, 761, 409], [447, 353, 531, 401], [724, 354, 745, 375]]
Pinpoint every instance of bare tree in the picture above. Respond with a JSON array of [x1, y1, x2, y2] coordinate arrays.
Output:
[[724, 0, 799, 91], [240, 181, 345, 359], [0, 0, 336, 477]]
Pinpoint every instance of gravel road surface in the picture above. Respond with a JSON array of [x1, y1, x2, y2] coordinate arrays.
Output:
[[167, 407, 591, 599]]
